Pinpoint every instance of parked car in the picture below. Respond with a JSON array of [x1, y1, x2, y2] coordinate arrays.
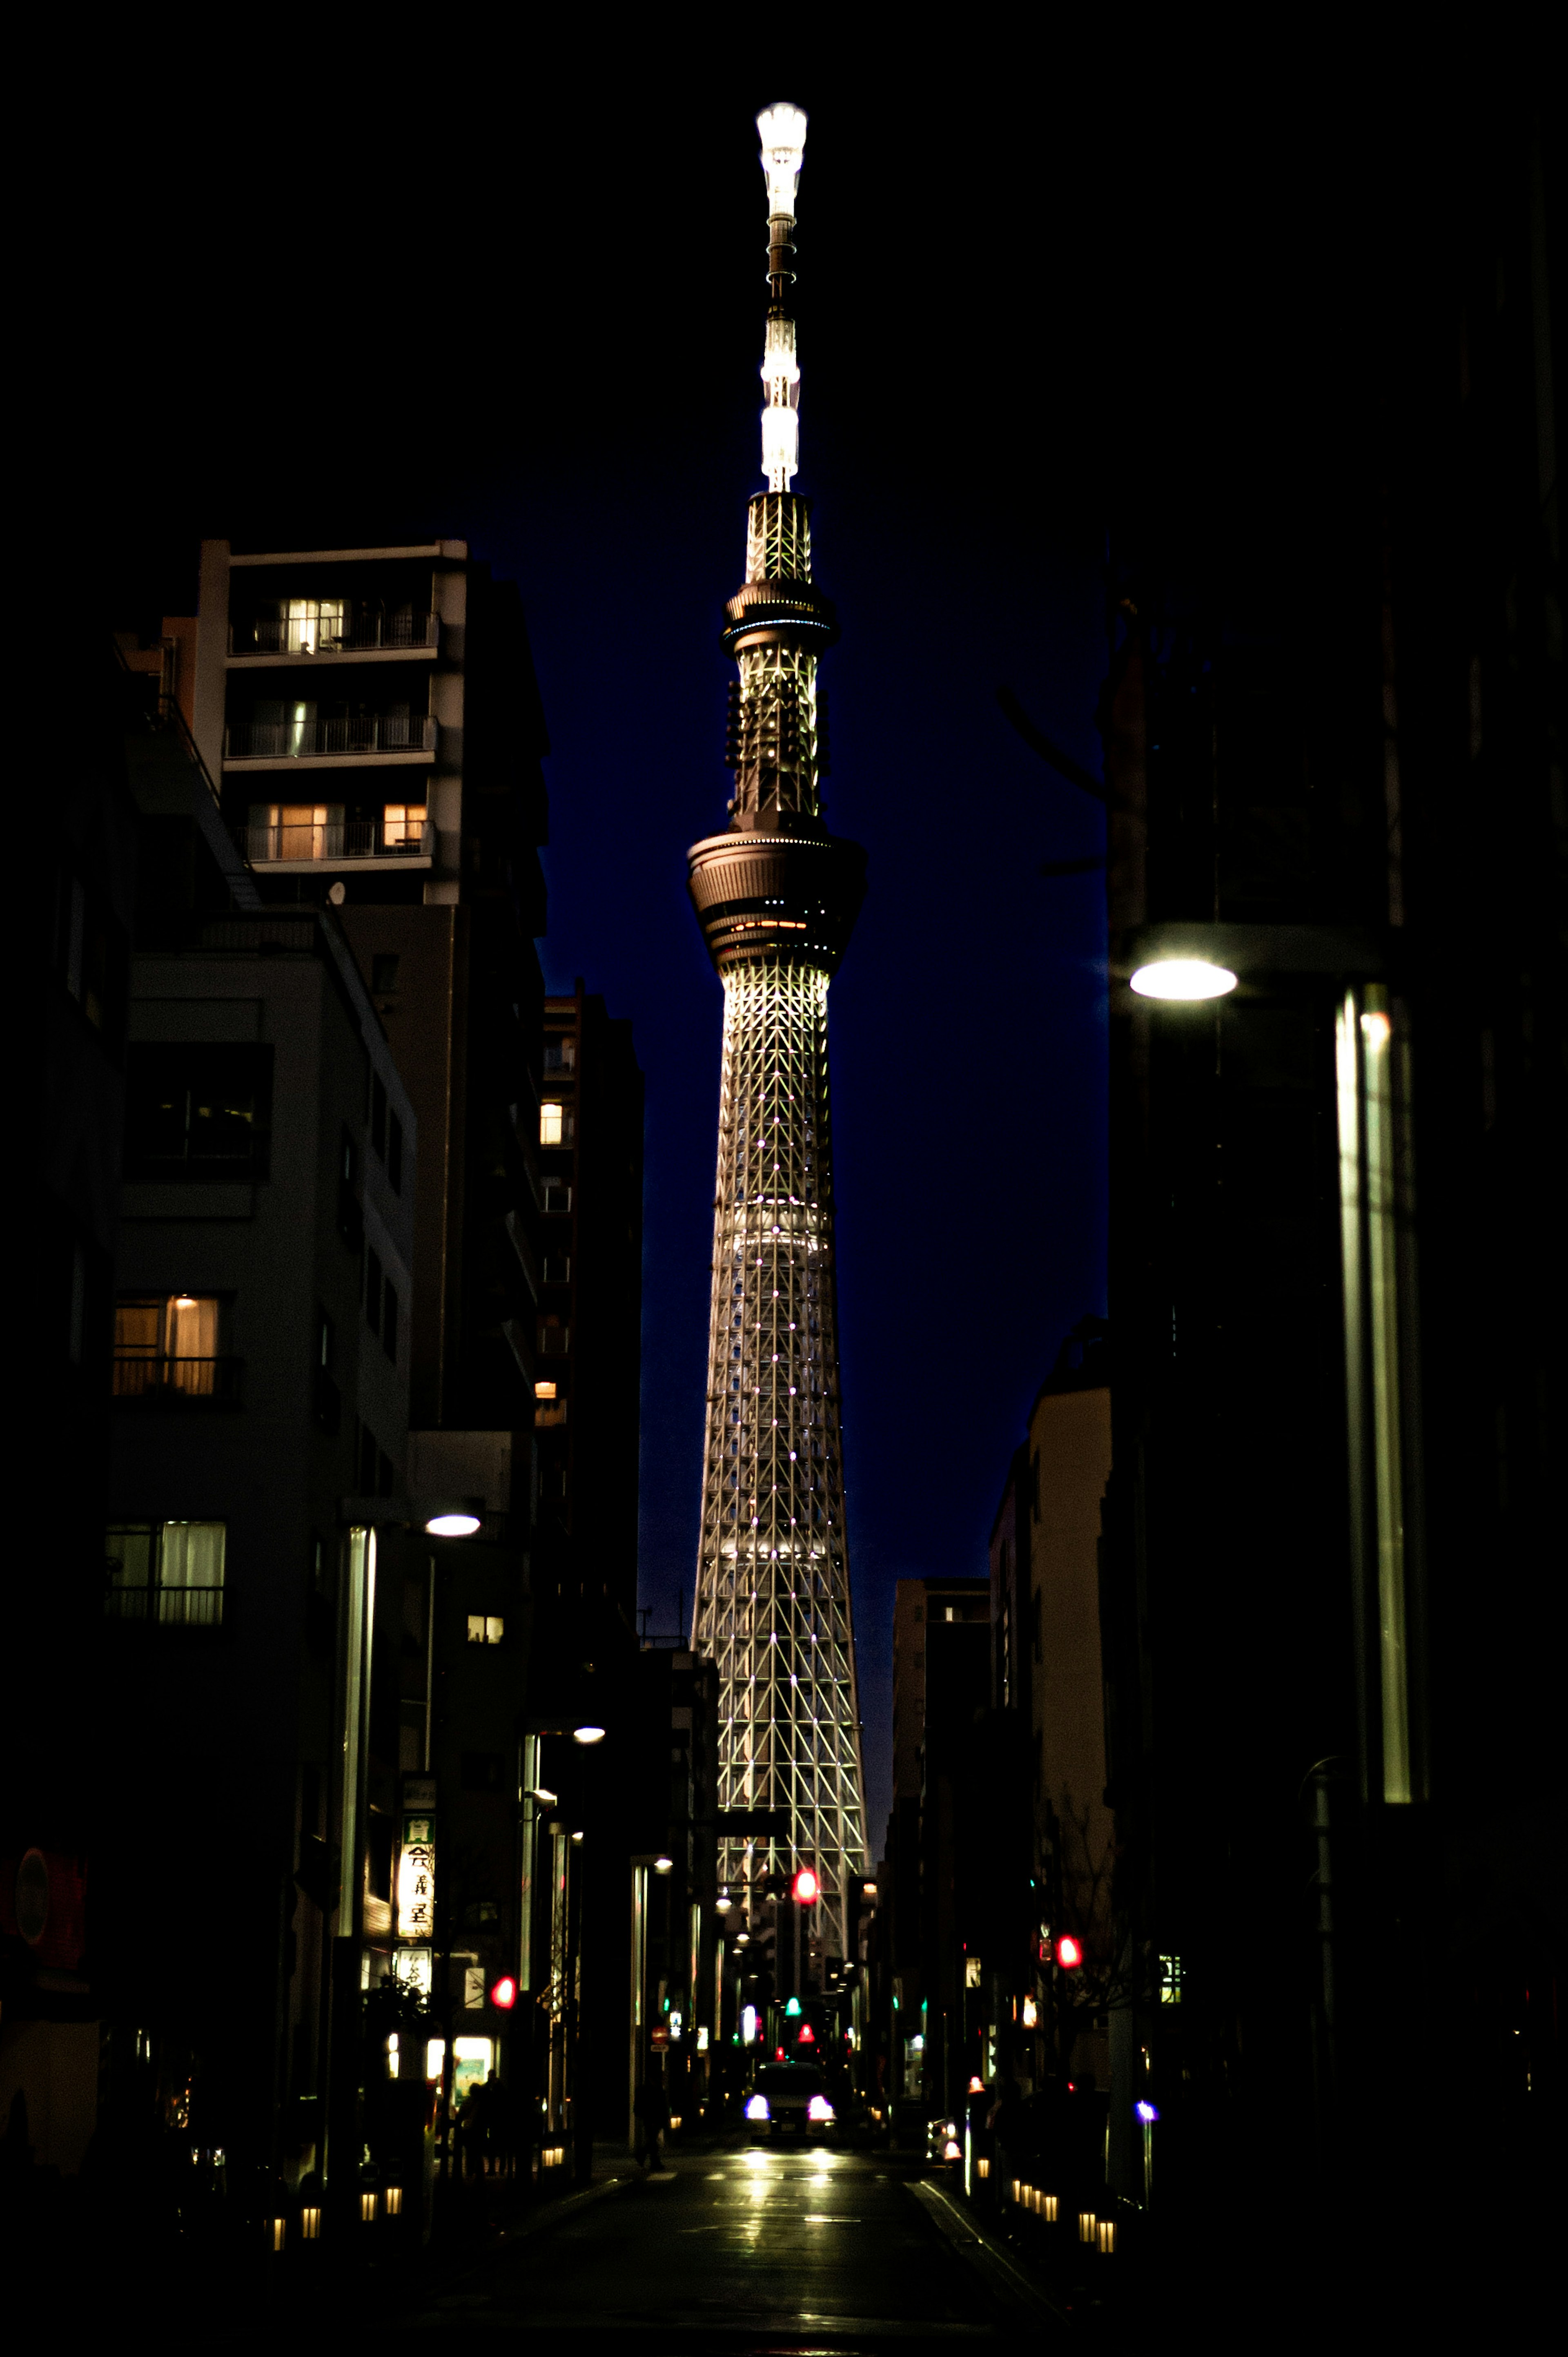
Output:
[[744, 2063, 840, 2142]]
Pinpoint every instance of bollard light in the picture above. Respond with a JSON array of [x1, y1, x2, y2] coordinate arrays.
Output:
[[1078, 2210, 1097, 2243], [1042, 2194, 1059, 2222], [976, 2157, 990, 2179], [300, 2206, 321, 2241], [1098, 2219, 1118, 2254], [361, 2191, 378, 2223], [385, 2186, 403, 2216], [268, 2217, 286, 2254]]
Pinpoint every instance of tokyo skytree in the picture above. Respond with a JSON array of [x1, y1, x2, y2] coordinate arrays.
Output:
[[687, 104, 869, 1978]]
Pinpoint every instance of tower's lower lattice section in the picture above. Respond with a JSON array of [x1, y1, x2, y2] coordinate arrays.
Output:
[[691, 959, 867, 1967]]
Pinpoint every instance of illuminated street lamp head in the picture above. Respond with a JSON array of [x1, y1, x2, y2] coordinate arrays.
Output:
[[1129, 957, 1238, 1002], [425, 1510, 481, 1537], [572, 1723, 606, 1746], [756, 102, 807, 489]]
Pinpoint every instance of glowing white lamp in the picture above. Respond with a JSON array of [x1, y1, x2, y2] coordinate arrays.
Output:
[[425, 1511, 481, 1537], [762, 405, 799, 487], [572, 1723, 606, 1746], [757, 105, 808, 212], [1129, 957, 1238, 1001]]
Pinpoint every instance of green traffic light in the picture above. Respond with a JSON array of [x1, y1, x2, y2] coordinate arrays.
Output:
[[785, 1996, 801, 2018]]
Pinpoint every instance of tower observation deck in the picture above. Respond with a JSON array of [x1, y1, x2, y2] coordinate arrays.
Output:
[[688, 105, 869, 1980]]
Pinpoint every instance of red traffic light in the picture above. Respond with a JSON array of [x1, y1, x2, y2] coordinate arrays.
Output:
[[1056, 1934, 1084, 1970], [489, 1974, 519, 2010], [797, 2022, 815, 2044], [793, 1867, 820, 1905]]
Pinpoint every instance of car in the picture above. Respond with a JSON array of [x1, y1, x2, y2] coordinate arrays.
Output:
[[925, 2115, 963, 2165], [743, 2062, 840, 2141]]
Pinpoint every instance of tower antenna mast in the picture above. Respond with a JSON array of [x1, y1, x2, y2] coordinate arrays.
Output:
[[757, 103, 807, 492]]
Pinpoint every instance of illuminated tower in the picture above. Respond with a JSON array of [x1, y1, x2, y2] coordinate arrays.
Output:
[[688, 105, 869, 1978]]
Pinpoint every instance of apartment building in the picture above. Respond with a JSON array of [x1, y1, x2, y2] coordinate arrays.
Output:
[[149, 537, 549, 1443], [534, 985, 645, 1692], [96, 900, 417, 2183]]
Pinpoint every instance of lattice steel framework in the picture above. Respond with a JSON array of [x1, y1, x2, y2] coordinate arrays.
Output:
[[692, 961, 866, 1963], [686, 105, 869, 1975]]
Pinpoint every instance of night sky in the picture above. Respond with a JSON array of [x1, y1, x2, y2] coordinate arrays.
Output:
[[62, 44, 1442, 1846]]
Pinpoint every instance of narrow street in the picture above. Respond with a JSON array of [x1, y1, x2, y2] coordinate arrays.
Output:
[[394, 2145, 1060, 2350]]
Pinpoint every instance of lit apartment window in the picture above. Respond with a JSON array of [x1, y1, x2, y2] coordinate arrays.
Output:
[[286, 598, 346, 653], [113, 1295, 231, 1400], [540, 1101, 564, 1147], [383, 803, 428, 848], [466, 1615, 505, 1646], [245, 802, 345, 861], [535, 1381, 557, 1400], [106, 1521, 226, 1627]]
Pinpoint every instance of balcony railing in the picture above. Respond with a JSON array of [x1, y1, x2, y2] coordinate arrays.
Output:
[[112, 1355, 243, 1404], [242, 816, 435, 865], [231, 613, 439, 657], [106, 1586, 224, 1627], [225, 715, 438, 760]]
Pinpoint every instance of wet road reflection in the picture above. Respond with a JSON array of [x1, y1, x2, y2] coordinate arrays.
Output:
[[399, 2142, 1045, 2348]]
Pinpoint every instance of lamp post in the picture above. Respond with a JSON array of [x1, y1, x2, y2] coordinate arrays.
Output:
[[320, 1493, 482, 2222]]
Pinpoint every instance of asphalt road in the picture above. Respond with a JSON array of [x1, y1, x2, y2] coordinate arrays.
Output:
[[395, 2143, 1062, 2350]]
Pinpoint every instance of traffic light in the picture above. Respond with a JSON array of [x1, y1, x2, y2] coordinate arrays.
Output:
[[1055, 1933, 1084, 1971], [490, 1973, 519, 2009], [793, 1866, 820, 1905]]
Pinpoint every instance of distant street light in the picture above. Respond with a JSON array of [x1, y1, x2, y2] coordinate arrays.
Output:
[[572, 1724, 607, 1745], [1130, 957, 1237, 1001], [425, 1510, 481, 1537]]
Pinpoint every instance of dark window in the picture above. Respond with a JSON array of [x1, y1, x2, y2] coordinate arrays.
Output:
[[338, 1130, 363, 1250], [58, 869, 127, 1042], [370, 1073, 387, 1160], [365, 1246, 383, 1332], [387, 1112, 403, 1196], [125, 1046, 274, 1181], [461, 1753, 505, 1793], [357, 1420, 379, 1494], [378, 1450, 396, 1497], [382, 1280, 399, 1364], [371, 954, 400, 995]]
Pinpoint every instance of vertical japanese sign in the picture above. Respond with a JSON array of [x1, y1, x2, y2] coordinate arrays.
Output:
[[398, 1775, 437, 1943]]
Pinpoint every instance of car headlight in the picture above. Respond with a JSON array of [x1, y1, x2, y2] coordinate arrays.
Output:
[[807, 2095, 835, 2122], [744, 2094, 770, 2122]]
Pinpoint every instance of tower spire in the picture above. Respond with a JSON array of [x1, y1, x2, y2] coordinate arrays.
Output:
[[757, 103, 807, 491]]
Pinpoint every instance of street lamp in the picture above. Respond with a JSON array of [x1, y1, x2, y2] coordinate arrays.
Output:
[[1130, 956, 1237, 1001], [572, 1724, 606, 1745]]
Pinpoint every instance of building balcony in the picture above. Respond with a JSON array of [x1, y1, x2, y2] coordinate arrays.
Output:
[[229, 613, 440, 660], [112, 1354, 243, 1405], [241, 814, 435, 870], [224, 715, 438, 766]]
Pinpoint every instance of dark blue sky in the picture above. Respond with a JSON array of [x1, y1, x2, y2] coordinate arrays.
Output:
[[479, 461, 1111, 1850], [73, 48, 1398, 1848]]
